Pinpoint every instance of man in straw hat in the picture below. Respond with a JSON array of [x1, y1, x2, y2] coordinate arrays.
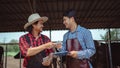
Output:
[[19, 13, 56, 68]]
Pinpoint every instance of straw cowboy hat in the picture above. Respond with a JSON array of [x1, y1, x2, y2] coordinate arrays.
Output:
[[24, 13, 48, 29]]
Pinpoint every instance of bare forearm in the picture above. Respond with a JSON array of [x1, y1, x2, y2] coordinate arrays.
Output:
[[26, 44, 46, 56]]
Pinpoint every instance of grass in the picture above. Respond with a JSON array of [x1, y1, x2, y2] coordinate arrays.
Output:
[[4, 52, 19, 56]]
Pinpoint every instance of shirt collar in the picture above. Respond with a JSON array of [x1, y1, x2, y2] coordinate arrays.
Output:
[[28, 32, 41, 38], [76, 25, 81, 32], [69, 25, 81, 33]]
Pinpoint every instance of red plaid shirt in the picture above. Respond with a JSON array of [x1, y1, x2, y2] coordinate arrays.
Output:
[[19, 33, 53, 67]]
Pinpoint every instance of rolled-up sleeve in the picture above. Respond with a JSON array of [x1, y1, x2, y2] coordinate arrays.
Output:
[[19, 36, 30, 57]]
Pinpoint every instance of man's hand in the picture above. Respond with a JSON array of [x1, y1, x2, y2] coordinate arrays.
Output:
[[42, 53, 53, 66], [68, 51, 78, 58], [42, 60, 51, 66], [55, 42, 62, 49], [44, 42, 56, 49]]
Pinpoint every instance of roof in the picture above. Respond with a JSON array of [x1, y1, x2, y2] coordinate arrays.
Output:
[[0, 0, 120, 32]]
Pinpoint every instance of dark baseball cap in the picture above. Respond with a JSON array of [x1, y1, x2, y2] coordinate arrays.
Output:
[[63, 9, 76, 18]]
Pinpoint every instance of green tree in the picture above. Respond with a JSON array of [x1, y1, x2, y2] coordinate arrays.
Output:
[[8, 39, 19, 52], [100, 29, 120, 41], [9, 39, 18, 43]]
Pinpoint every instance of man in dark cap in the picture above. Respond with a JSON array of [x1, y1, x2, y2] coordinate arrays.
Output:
[[57, 9, 96, 68]]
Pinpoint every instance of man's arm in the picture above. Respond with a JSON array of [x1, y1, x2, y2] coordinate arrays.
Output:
[[19, 36, 55, 57], [26, 42, 54, 56], [77, 30, 96, 59]]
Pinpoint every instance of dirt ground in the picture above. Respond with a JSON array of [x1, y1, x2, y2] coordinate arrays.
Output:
[[3, 56, 61, 68], [3, 56, 23, 68]]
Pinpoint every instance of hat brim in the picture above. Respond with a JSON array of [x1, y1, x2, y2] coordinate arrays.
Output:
[[24, 17, 48, 30]]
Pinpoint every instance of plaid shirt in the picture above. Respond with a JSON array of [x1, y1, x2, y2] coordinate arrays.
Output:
[[19, 33, 53, 67]]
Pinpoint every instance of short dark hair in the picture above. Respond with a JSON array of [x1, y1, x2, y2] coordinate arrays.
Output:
[[26, 21, 38, 33], [63, 9, 76, 18]]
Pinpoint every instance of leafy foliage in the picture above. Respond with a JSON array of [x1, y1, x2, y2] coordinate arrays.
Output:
[[0, 39, 19, 52], [100, 29, 120, 41]]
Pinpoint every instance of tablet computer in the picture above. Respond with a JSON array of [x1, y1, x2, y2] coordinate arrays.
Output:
[[53, 51, 68, 56]]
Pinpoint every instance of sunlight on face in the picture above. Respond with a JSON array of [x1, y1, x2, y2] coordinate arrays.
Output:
[[63, 16, 71, 28], [33, 20, 44, 32]]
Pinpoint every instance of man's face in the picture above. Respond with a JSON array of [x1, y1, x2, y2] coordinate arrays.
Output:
[[33, 20, 44, 32], [63, 16, 71, 29]]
